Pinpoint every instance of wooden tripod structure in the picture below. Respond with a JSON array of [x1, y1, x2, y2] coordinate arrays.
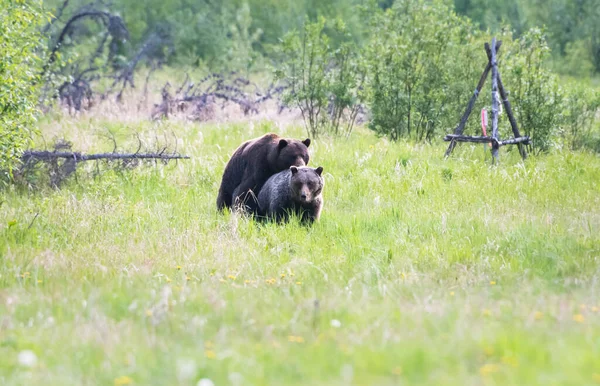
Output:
[[444, 38, 530, 161]]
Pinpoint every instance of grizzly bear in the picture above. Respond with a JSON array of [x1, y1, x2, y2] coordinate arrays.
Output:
[[216, 133, 311, 214], [257, 166, 324, 224]]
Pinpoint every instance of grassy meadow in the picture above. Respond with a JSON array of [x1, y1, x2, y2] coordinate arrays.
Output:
[[1, 103, 600, 385]]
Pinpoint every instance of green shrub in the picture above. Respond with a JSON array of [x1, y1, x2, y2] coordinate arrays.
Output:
[[502, 28, 563, 154], [0, 0, 45, 179], [275, 18, 364, 138], [560, 84, 600, 152], [364, 0, 480, 142]]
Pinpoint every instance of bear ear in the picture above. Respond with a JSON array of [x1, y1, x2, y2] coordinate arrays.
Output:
[[303, 138, 311, 148], [278, 139, 288, 150], [315, 166, 323, 176], [290, 166, 299, 174]]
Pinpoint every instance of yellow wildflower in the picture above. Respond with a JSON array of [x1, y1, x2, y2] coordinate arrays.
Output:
[[114, 375, 133, 385], [573, 314, 585, 323], [204, 350, 216, 359], [501, 355, 519, 367], [479, 363, 499, 376], [288, 335, 304, 343]]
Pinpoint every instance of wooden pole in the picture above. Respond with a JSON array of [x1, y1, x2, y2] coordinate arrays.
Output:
[[445, 41, 501, 158], [484, 43, 527, 160], [490, 37, 500, 162]]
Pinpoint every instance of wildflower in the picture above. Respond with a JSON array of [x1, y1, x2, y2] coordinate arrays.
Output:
[[17, 350, 37, 367], [114, 375, 133, 385], [534, 311, 543, 320], [501, 355, 519, 367], [197, 378, 215, 386], [204, 350, 216, 359], [573, 314, 585, 323], [482, 309, 492, 317], [490, 281, 496, 285], [185, 276, 191, 281], [244, 280, 251, 284], [37, 280, 42, 283], [330, 319, 342, 328], [450, 291, 455, 296], [288, 335, 305, 343], [176, 265, 182, 270], [593, 306, 599, 313], [280, 273, 286, 278], [296, 281, 302, 285], [479, 363, 499, 376], [166, 278, 172, 283]]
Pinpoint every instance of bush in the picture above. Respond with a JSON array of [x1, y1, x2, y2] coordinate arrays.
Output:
[[560, 84, 600, 152], [502, 28, 563, 154], [275, 18, 364, 138], [364, 0, 480, 142], [0, 0, 45, 179]]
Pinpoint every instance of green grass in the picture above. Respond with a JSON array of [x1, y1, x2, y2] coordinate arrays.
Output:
[[1, 113, 600, 385]]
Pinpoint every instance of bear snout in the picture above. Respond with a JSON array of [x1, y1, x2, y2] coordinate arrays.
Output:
[[297, 187, 312, 203], [294, 157, 307, 166]]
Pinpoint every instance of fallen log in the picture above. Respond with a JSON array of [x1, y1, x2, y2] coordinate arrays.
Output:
[[21, 150, 189, 162]]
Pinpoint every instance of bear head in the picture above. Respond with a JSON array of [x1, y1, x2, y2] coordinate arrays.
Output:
[[290, 166, 324, 205], [269, 138, 311, 172]]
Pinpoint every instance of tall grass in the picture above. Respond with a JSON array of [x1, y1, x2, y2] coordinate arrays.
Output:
[[1, 110, 600, 385]]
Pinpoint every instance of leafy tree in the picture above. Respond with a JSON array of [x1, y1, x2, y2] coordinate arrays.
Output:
[[0, 0, 45, 179]]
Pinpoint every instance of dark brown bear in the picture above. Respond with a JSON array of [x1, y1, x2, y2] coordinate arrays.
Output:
[[216, 133, 311, 214]]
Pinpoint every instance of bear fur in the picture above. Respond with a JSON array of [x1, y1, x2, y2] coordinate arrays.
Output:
[[258, 165, 324, 224], [216, 133, 311, 214]]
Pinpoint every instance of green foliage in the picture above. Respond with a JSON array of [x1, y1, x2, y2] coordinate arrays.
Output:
[[0, 0, 44, 179], [364, 0, 479, 142], [502, 29, 563, 154], [276, 18, 364, 138], [560, 84, 600, 152], [454, 0, 600, 74]]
